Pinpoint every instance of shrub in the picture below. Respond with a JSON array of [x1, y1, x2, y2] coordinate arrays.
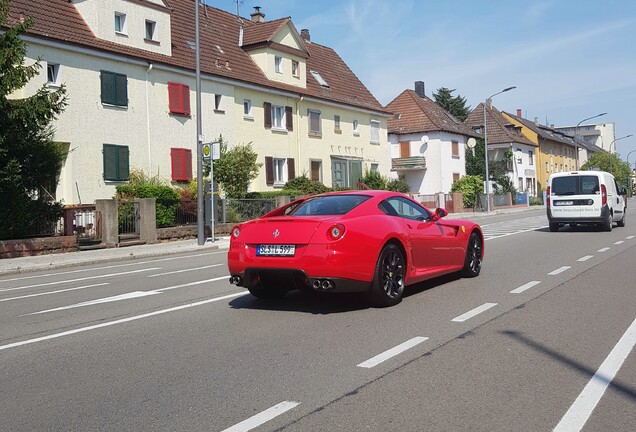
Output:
[[451, 175, 483, 209], [386, 177, 410, 193], [283, 176, 331, 195], [360, 169, 386, 190], [116, 184, 180, 228]]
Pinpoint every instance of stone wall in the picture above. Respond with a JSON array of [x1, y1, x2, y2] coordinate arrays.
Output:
[[0, 236, 78, 258]]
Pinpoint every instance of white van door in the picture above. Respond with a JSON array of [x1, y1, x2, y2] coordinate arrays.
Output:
[[550, 174, 602, 219]]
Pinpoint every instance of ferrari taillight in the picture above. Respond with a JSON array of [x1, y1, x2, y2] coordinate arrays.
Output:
[[327, 224, 345, 240], [231, 226, 240, 238], [546, 186, 550, 207]]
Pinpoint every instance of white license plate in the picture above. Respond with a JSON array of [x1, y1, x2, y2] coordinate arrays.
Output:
[[256, 244, 296, 256], [555, 201, 574, 206]]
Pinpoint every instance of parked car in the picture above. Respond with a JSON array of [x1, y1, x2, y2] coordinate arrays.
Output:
[[546, 170, 627, 231], [228, 190, 484, 307]]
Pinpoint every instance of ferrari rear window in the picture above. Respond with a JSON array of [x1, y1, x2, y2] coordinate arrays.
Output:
[[552, 175, 599, 195], [289, 195, 370, 216]]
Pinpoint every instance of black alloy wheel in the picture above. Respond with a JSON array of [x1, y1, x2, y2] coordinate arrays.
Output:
[[462, 232, 482, 278], [369, 243, 405, 307]]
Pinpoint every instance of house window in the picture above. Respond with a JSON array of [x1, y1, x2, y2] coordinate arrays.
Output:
[[400, 141, 410, 158], [100, 70, 128, 107], [145, 20, 157, 40], [214, 94, 224, 113], [103, 144, 129, 181], [371, 163, 379, 172], [529, 150, 533, 165], [167, 82, 190, 115], [451, 141, 459, 158], [353, 120, 359, 135], [265, 156, 295, 186], [453, 173, 461, 183], [334, 115, 341, 132], [170, 148, 193, 182], [311, 160, 322, 182], [243, 99, 252, 118], [518, 177, 523, 190], [545, 162, 549, 173], [275, 56, 283, 73], [310, 70, 329, 87], [272, 105, 285, 129], [292, 60, 299, 77], [370, 120, 380, 144], [114, 12, 127, 34], [309, 109, 321, 136], [47, 63, 60, 86]]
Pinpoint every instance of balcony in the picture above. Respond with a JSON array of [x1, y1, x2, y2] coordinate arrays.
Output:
[[391, 156, 427, 171]]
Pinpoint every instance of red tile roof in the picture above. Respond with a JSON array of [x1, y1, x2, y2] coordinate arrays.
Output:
[[5, 0, 386, 113], [464, 103, 538, 147], [386, 90, 480, 137]]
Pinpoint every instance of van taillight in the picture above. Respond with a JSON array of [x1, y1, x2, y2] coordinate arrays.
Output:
[[601, 184, 607, 205], [546, 186, 551, 207]]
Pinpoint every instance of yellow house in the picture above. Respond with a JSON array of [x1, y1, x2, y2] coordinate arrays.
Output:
[[503, 110, 578, 190]]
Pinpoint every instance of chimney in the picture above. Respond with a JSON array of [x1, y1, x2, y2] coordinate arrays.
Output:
[[516, 109, 522, 118], [300, 29, 310, 42], [550, 124, 555, 130], [414, 81, 425, 98], [250, 6, 265, 23], [534, 117, 539, 126]]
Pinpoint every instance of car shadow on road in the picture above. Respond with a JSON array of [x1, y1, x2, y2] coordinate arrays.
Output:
[[536, 225, 608, 233], [228, 274, 459, 314]]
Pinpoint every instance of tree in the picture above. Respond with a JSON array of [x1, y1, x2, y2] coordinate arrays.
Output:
[[465, 138, 485, 177], [0, 1, 68, 239], [433, 87, 471, 121], [580, 151, 631, 188], [212, 136, 262, 198]]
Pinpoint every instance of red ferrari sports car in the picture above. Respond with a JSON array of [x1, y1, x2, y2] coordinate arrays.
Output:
[[228, 190, 484, 307]]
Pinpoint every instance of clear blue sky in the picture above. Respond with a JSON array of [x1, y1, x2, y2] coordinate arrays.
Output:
[[209, 0, 636, 163]]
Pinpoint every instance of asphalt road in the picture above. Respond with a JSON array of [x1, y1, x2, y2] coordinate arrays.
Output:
[[0, 207, 634, 431]]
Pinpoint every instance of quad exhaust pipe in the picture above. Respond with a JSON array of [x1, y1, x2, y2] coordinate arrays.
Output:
[[311, 278, 335, 291]]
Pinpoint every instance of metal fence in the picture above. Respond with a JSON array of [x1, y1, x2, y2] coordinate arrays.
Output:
[[118, 200, 140, 240], [220, 198, 277, 224], [25, 214, 64, 238], [175, 200, 197, 226]]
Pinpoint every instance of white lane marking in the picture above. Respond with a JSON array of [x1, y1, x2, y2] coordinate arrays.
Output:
[[510, 281, 541, 294], [452, 303, 498, 323], [28, 291, 162, 315], [553, 317, 636, 432], [484, 226, 548, 241], [0, 268, 161, 293], [614, 240, 624, 245], [357, 336, 429, 368], [548, 266, 571, 276], [577, 256, 594, 262], [221, 401, 300, 432], [0, 291, 246, 351], [626, 236, 635, 240], [0, 252, 223, 283], [156, 276, 230, 292], [148, 264, 223, 278], [597, 247, 610, 252], [0, 283, 109, 303]]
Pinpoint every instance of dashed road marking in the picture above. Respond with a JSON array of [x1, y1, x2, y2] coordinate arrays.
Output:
[[548, 266, 571, 276], [357, 336, 428, 368], [452, 303, 498, 322], [510, 281, 541, 294], [614, 241, 624, 245], [221, 401, 300, 432], [597, 247, 610, 252], [577, 255, 594, 262]]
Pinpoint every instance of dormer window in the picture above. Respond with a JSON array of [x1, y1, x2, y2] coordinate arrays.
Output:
[[292, 60, 299, 78], [114, 12, 127, 35], [145, 20, 157, 41], [275, 56, 283, 74], [310, 70, 329, 88]]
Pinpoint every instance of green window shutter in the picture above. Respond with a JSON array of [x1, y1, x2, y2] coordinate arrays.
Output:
[[100, 71, 115, 105], [103, 144, 118, 180], [115, 73, 128, 106], [118, 145, 130, 180]]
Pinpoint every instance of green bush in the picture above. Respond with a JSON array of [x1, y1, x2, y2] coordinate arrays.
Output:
[[360, 169, 386, 190], [386, 177, 410, 193], [451, 175, 483, 209], [116, 184, 180, 228], [283, 176, 331, 195]]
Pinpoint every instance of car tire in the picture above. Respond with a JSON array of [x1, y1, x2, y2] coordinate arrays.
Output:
[[604, 212, 613, 232], [617, 210, 626, 227], [549, 223, 559, 232], [247, 284, 287, 299], [461, 231, 482, 278], [369, 243, 405, 307]]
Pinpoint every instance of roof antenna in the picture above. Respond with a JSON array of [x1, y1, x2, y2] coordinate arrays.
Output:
[[235, 0, 245, 46]]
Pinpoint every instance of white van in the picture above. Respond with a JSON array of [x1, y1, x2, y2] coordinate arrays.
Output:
[[546, 170, 627, 232]]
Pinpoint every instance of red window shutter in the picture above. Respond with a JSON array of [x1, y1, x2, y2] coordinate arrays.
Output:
[[285, 106, 293, 131], [182, 84, 190, 115], [264, 102, 272, 129], [170, 148, 181, 181], [184, 149, 193, 180], [265, 156, 274, 186], [171, 148, 192, 182], [168, 82, 181, 114], [287, 158, 295, 180]]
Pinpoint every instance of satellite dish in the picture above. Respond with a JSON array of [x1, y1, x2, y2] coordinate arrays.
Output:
[[421, 135, 429, 144], [467, 138, 477, 149]]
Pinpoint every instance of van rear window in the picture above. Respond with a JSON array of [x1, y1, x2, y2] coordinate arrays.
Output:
[[552, 175, 599, 195]]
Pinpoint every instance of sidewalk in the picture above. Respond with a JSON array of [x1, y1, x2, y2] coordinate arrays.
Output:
[[0, 237, 231, 276], [0, 205, 543, 276]]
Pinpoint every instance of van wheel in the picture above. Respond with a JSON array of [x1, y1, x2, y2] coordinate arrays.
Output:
[[617, 211, 626, 227], [549, 223, 559, 232], [603, 212, 613, 232]]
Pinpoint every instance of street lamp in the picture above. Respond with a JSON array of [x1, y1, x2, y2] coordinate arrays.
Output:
[[608, 134, 633, 174], [574, 112, 607, 169], [483, 86, 516, 213]]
